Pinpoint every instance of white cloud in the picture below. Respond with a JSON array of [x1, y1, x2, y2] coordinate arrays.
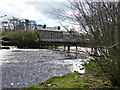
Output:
[[0, 0, 64, 26]]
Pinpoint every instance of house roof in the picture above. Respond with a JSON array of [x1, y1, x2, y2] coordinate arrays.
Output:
[[36, 25, 65, 32]]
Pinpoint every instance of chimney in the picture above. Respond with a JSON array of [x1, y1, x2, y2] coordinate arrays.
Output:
[[58, 26, 60, 30], [43, 24, 46, 29]]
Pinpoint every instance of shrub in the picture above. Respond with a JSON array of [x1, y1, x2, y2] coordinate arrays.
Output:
[[5, 30, 39, 48]]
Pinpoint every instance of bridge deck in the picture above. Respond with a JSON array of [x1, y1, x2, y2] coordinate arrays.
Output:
[[39, 40, 90, 46]]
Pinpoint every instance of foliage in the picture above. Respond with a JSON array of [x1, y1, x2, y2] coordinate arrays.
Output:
[[0, 28, 5, 38], [2, 17, 36, 30], [4, 30, 39, 48], [84, 59, 120, 88]]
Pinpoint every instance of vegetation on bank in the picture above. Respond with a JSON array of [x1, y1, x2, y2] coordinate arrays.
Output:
[[0, 29, 3, 39], [0, 29, 3, 48], [2, 30, 40, 48], [21, 72, 112, 89]]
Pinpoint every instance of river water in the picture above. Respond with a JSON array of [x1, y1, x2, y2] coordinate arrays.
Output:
[[0, 48, 89, 88]]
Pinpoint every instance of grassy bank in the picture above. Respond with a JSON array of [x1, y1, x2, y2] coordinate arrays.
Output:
[[21, 72, 112, 89]]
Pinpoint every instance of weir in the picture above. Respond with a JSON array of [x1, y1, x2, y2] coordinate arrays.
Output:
[[1, 46, 17, 49]]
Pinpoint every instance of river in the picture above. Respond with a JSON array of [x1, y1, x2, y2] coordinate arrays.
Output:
[[0, 48, 89, 88]]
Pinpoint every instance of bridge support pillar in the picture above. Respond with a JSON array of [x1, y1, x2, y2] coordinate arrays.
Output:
[[55, 45, 58, 50], [67, 46, 70, 53], [76, 46, 78, 54], [64, 45, 66, 52]]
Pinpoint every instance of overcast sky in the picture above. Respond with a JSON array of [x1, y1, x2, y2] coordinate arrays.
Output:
[[0, 0, 69, 27], [0, 0, 117, 28]]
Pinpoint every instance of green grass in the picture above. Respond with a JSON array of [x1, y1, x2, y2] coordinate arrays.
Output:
[[21, 72, 112, 90], [43, 72, 84, 88], [21, 72, 85, 89]]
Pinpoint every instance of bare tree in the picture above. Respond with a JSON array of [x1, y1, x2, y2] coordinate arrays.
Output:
[[50, 1, 120, 86], [2, 17, 35, 31]]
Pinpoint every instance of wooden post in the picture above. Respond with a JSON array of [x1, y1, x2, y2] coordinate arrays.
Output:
[[67, 46, 70, 53]]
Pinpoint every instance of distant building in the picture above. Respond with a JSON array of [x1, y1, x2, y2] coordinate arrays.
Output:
[[39, 30, 64, 41], [36, 25, 64, 41], [36, 25, 85, 42]]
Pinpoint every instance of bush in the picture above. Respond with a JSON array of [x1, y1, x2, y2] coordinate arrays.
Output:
[[85, 58, 120, 87], [4, 30, 39, 48]]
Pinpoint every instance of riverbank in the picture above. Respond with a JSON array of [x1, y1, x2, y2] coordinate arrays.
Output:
[[21, 72, 112, 89]]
